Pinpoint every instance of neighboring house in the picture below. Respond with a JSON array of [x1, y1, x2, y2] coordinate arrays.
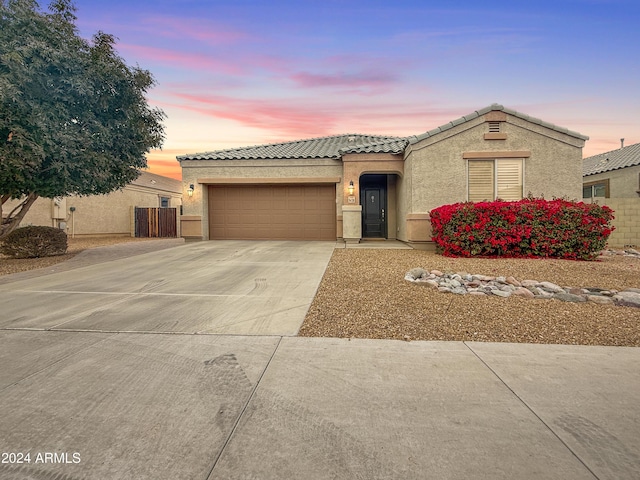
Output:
[[4, 171, 182, 237], [178, 103, 588, 249], [583, 142, 640, 247]]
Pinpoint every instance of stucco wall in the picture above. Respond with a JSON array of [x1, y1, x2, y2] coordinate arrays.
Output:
[[583, 164, 640, 198], [4, 185, 182, 236], [399, 113, 585, 245], [180, 158, 343, 240], [396, 153, 411, 242], [405, 115, 585, 216], [506, 116, 584, 200]]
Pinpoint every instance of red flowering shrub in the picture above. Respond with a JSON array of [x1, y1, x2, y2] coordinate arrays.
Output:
[[430, 197, 615, 260]]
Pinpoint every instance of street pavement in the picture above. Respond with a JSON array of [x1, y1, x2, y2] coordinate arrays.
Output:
[[0, 240, 638, 479]]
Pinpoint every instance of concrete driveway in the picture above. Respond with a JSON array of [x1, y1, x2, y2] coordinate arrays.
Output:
[[1, 240, 639, 479], [0, 240, 336, 335]]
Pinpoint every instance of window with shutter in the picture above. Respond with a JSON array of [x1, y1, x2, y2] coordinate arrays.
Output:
[[496, 159, 523, 200], [468, 159, 524, 202], [468, 160, 495, 202]]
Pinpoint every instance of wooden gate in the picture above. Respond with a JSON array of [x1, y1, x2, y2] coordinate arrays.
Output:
[[134, 207, 177, 238]]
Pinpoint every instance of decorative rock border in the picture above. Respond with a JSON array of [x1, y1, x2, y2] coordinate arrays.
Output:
[[601, 248, 640, 259], [404, 268, 640, 308]]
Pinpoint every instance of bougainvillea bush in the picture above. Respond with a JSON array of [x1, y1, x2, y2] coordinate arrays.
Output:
[[430, 197, 615, 260]]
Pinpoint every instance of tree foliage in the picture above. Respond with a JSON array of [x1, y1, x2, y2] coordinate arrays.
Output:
[[0, 0, 166, 238]]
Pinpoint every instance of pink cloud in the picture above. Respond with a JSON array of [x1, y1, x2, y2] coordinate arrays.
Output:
[[169, 92, 343, 137], [145, 152, 182, 180], [119, 43, 244, 75], [287, 54, 408, 93], [142, 16, 250, 44], [290, 70, 399, 91], [167, 91, 475, 142]]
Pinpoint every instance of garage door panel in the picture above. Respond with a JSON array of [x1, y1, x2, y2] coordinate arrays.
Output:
[[209, 185, 336, 240]]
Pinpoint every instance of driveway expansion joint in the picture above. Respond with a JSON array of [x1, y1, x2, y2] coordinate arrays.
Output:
[[206, 336, 284, 480]]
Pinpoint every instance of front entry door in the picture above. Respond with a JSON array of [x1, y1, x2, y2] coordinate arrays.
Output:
[[362, 187, 386, 238]]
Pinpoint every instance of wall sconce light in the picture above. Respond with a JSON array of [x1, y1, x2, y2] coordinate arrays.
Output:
[[348, 180, 354, 196], [187, 184, 194, 197]]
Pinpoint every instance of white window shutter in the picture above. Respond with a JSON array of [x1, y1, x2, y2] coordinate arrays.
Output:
[[468, 160, 495, 202], [496, 159, 523, 200]]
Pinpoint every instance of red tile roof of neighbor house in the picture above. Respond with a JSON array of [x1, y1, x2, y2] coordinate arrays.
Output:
[[177, 104, 589, 162], [583, 142, 640, 176]]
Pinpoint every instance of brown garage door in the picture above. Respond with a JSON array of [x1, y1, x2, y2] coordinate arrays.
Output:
[[208, 184, 336, 240]]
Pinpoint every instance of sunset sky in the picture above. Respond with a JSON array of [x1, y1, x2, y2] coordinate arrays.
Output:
[[71, 0, 639, 180]]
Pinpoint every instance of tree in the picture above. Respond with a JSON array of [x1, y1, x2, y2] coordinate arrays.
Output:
[[0, 0, 165, 239]]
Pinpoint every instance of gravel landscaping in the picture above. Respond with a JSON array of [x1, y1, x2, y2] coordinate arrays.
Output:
[[300, 249, 640, 346], [4, 237, 639, 346]]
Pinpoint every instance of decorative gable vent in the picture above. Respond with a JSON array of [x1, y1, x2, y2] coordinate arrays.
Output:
[[488, 122, 501, 133]]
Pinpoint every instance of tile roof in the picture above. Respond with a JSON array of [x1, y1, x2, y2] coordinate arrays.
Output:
[[177, 134, 405, 161], [408, 103, 589, 144], [339, 137, 408, 155], [131, 170, 182, 194], [177, 104, 588, 162], [583, 142, 640, 176]]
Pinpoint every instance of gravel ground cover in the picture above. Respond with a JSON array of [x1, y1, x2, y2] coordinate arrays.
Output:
[[4, 237, 639, 346], [300, 249, 640, 346], [0, 236, 161, 276]]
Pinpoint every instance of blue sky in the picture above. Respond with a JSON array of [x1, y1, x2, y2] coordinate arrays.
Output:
[[70, 0, 640, 179]]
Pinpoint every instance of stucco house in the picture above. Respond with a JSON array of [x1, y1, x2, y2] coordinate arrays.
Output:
[[178, 103, 588, 248], [4, 171, 182, 237], [583, 141, 640, 247]]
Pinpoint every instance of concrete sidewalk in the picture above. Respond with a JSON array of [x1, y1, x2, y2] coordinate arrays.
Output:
[[0, 240, 638, 479], [1, 332, 638, 479]]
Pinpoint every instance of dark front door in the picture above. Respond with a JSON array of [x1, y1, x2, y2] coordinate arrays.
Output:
[[362, 187, 386, 238]]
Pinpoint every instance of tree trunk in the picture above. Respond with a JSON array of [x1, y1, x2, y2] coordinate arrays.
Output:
[[0, 193, 39, 240]]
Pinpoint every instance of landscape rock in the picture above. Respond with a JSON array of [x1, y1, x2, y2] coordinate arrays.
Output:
[[512, 287, 535, 298], [409, 267, 427, 279], [506, 276, 522, 287], [491, 290, 511, 298], [474, 274, 495, 282], [553, 292, 587, 303], [539, 281, 564, 293], [588, 295, 614, 305], [529, 287, 554, 298], [405, 268, 638, 308], [614, 291, 640, 308]]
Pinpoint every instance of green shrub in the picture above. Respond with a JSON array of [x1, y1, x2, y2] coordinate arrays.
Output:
[[430, 197, 615, 260], [0, 226, 68, 258]]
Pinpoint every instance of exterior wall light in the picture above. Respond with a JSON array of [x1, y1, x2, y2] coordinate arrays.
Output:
[[187, 184, 194, 197], [348, 180, 354, 196]]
